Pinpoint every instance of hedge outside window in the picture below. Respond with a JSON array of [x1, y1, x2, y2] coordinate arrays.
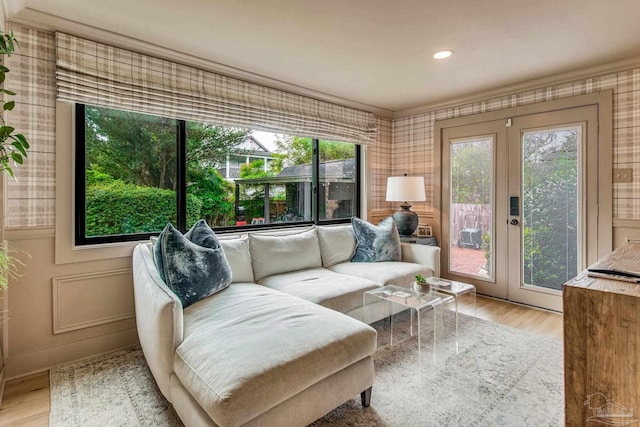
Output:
[[75, 104, 361, 245]]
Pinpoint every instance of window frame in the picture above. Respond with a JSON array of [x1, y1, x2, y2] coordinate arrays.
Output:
[[74, 103, 361, 246]]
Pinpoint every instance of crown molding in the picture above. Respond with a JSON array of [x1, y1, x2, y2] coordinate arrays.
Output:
[[7, 7, 394, 118], [394, 55, 640, 119]]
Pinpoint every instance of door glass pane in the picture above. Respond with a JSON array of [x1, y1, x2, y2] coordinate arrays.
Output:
[[522, 127, 580, 290], [450, 137, 493, 279]]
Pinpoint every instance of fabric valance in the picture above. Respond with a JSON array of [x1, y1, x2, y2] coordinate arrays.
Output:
[[55, 33, 377, 144]]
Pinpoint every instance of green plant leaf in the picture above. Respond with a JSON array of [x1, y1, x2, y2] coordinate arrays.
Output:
[[10, 152, 23, 164], [1, 89, 16, 96], [2, 165, 14, 179], [0, 126, 15, 140], [14, 134, 29, 149], [3, 100, 15, 111], [0, 65, 9, 73], [6, 36, 15, 53], [12, 140, 27, 156]]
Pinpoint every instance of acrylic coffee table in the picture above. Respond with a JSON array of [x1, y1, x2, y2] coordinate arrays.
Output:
[[363, 284, 445, 360], [422, 277, 476, 353]]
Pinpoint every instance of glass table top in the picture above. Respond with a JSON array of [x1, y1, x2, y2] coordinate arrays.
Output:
[[366, 284, 444, 309]]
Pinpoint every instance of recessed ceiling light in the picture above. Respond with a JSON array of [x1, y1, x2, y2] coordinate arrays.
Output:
[[433, 49, 454, 59]]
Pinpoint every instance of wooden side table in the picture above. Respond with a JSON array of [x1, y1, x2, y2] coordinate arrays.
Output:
[[563, 243, 640, 426]]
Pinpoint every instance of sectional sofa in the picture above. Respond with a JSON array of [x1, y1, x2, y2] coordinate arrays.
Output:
[[133, 224, 440, 426]]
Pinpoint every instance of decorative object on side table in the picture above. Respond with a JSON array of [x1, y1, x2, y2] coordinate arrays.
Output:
[[413, 274, 431, 293], [386, 174, 426, 237], [417, 224, 432, 237]]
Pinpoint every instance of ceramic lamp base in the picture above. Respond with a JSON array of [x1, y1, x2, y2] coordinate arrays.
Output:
[[392, 203, 419, 237]]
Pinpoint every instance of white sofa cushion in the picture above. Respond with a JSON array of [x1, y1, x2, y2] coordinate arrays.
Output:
[[249, 228, 322, 281], [219, 235, 254, 283], [328, 261, 432, 287], [316, 224, 357, 267], [174, 283, 376, 427], [258, 267, 379, 313]]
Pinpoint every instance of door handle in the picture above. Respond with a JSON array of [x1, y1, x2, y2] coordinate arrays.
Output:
[[510, 219, 519, 226]]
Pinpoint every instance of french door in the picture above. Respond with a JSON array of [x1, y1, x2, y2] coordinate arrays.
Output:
[[442, 120, 508, 299], [506, 107, 598, 311], [440, 100, 608, 312]]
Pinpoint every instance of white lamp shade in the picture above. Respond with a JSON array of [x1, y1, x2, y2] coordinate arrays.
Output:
[[386, 176, 426, 202]]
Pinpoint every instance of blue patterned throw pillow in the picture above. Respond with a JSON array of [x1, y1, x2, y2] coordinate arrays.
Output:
[[351, 216, 402, 262], [154, 220, 232, 308]]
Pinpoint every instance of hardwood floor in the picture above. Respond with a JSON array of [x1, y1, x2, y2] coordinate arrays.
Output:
[[461, 295, 563, 340], [0, 296, 563, 426], [0, 371, 49, 426]]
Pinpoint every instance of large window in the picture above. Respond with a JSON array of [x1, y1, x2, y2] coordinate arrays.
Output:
[[75, 104, 360, 245]]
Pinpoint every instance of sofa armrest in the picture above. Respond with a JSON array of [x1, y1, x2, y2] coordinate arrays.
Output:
[[132, 243, 184, 401], [401, 243, 441, 277]]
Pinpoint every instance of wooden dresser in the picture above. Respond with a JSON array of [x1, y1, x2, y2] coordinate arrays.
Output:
[[563, 243, 640, 426]]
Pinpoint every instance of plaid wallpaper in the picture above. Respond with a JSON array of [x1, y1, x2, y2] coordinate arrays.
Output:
[[390, 72, 639, 219], [367, 116, 392, 212], [4, 24, 640, 228], [5, 26, 56, 228]]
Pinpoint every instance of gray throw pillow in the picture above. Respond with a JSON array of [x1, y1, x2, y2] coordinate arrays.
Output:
[[351, 216, 402, 262], [154, 221, 232, 308]]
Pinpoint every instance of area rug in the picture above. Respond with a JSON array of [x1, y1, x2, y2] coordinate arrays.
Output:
[[50, 313, 563, 426]]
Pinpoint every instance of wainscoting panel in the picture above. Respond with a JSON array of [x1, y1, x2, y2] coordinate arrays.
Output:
[[52, 269, 134, 334], [613, 219, 640, 249]]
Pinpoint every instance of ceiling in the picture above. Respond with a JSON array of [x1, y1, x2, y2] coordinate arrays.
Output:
[[9, 0, 640, 112]]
